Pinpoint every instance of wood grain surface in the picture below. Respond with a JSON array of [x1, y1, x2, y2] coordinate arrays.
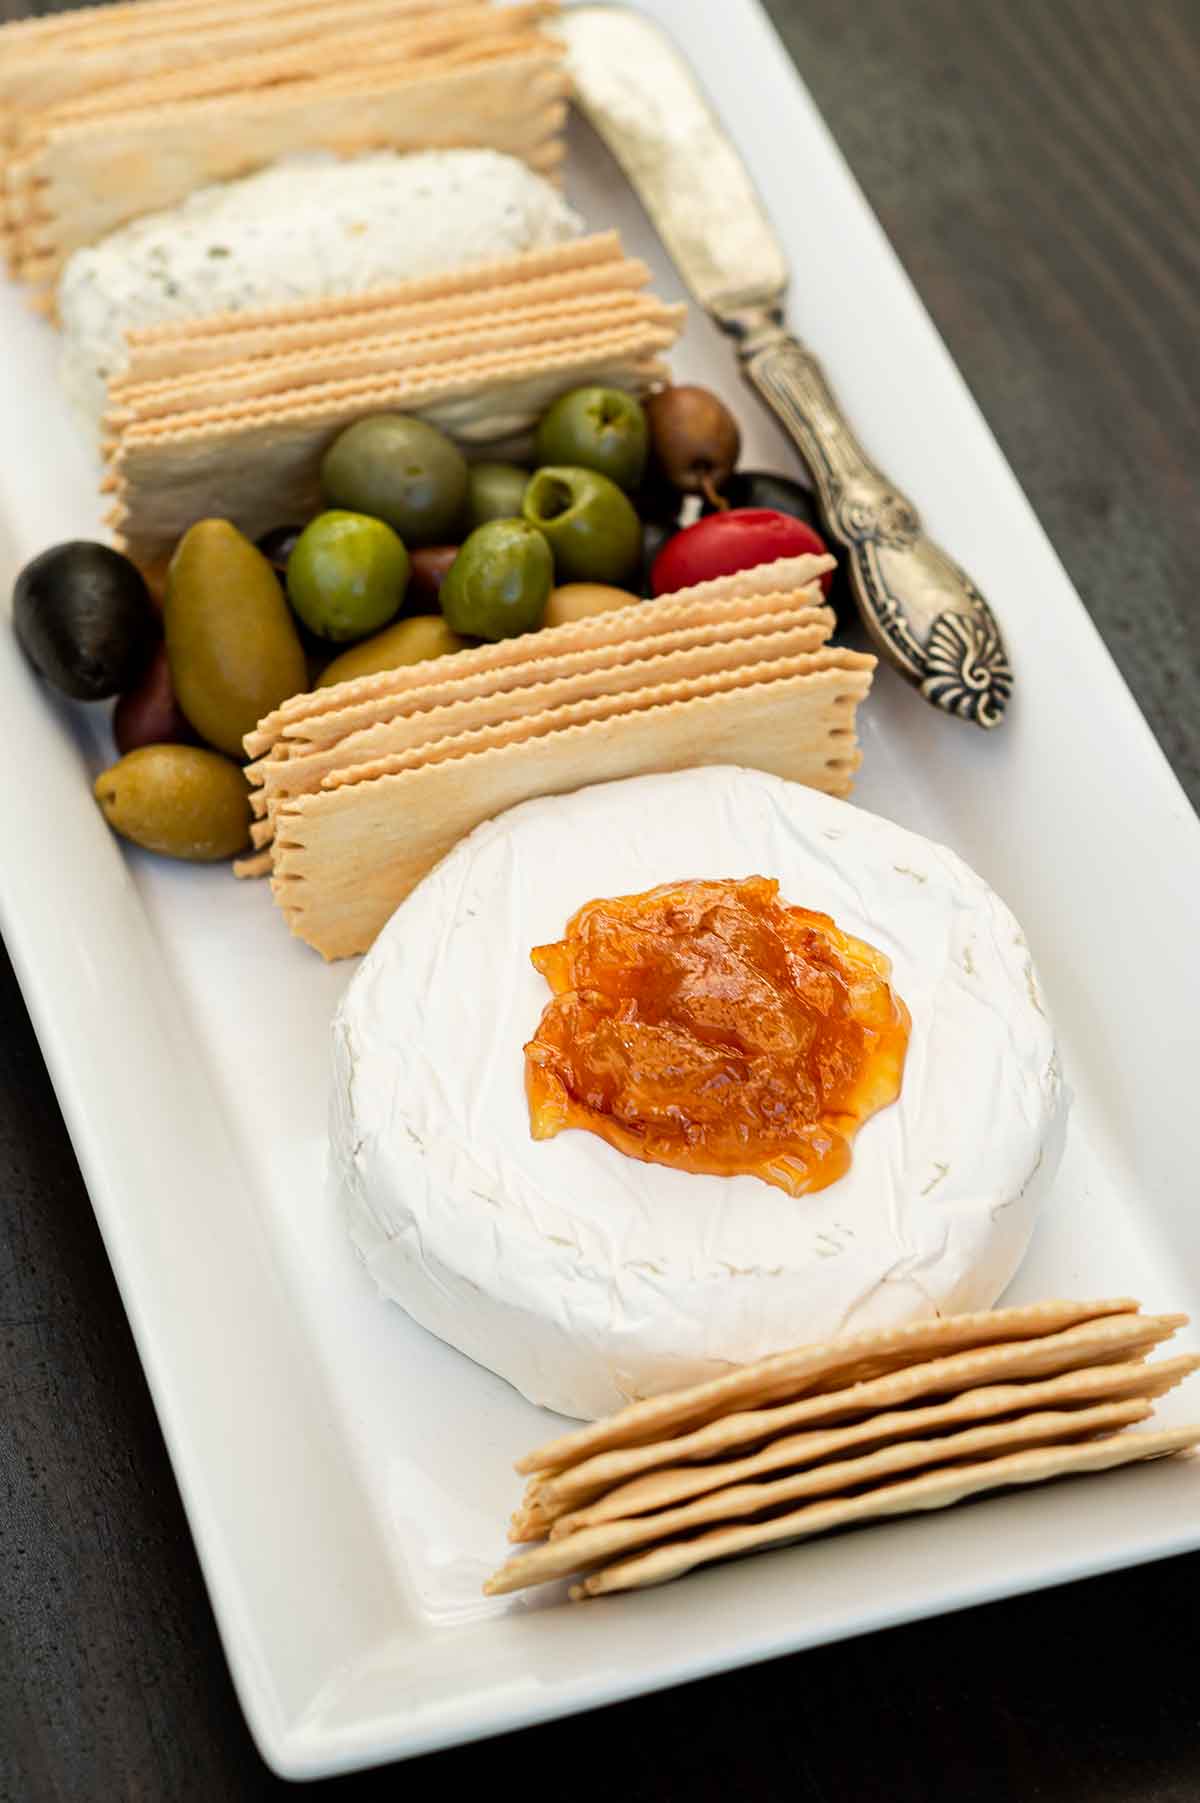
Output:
[[1, 2, 1198, 1800]]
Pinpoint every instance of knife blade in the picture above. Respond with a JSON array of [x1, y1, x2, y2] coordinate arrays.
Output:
[[557, 5, 1012, 728]]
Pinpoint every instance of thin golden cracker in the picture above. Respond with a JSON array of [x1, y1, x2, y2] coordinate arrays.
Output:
[[514, 1300, 1149, 1477], [487, 1400, 1162, 1594], [515, 1343, 1196, 1533], [268, 664, 872, 959], [250, 611, 834, 822], [117, 258, 651, 386], [319, 647, 871, 793], [546, 1359, 1200, 1535], [106, 297, 686, 427], [570, 1427, 1200, 1599], [246, 557, 835, 755], [0, 0, 466, 52]]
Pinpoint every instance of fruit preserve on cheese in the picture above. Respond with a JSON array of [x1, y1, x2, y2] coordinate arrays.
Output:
[[524, 876, 910, 1196]]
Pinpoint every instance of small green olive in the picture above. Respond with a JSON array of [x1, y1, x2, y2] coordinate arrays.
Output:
[[286, 511, 409, 643], [535, 387, 648, 491], [463, 461, 531, 531], [522, 466, 642, 585], [320, 414, 468, 545], [317, 615, 468, 688], [94, 744, 250, 861], [439, 519, 553, 641]]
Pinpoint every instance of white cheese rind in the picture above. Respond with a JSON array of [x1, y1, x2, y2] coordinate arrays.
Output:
[[331, 767, 1066, 1420], [57, 149, 583, 425]]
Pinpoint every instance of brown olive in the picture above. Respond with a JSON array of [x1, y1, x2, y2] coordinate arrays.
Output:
[[644, 385, 741, 507], [113, 641, 195, 755], [408, 545, 460, 610]]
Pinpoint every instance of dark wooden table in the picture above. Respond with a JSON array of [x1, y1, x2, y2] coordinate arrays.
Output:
[[3, 3, 1199, 1798]]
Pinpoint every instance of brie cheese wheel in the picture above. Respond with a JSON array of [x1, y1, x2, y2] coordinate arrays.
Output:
[[331, 768, 1067, 1420]]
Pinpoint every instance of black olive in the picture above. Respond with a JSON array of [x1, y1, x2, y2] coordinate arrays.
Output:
[[255, 523, 304, 578], [13, 541, 157, 701], [700, 469, 823, 528], [639, 520, 676, 597], [631, 467, 686, 531]]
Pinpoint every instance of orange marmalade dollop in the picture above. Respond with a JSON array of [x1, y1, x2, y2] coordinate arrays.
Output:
[[523, 877, 910, 1197]]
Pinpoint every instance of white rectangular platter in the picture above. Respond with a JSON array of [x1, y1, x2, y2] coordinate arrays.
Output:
[[2, 0, 1199, 1780]]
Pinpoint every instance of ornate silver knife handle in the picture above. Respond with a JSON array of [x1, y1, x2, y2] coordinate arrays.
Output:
[[722, 307, 1012, 728]]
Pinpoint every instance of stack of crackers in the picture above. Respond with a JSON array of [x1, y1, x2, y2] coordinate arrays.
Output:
[[485, 1298, 1200, 1601], [240, 554, 875, 960], [1, 0, 567, 309], [100, 234, 686, 569]]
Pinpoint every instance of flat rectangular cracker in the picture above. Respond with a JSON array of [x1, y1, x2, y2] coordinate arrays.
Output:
[[514, 1299, 1148, 1476], [117, 256, 651, 386], [107, 331, 674, 568], [246, 556, 836, 756], [514, 1334, 1191, 1530], [250, 609, 835, 823], [106, 297, 687, 427], [570, 1428, 1200, 1599], [268, 657, 874, 959], [542, 1356, 1200, 1536], [486, 1401, 1163, 1593], [14, 48, 569, 293]]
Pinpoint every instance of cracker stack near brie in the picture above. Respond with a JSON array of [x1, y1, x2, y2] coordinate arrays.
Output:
[[486, 1299, 1200, 1599], [100, 234, 686, 568], [241, 557, 875, 959], [1, 0, 569, 309]]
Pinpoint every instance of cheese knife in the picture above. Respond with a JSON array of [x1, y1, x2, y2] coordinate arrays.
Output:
[[557, 5, 1012, 727]]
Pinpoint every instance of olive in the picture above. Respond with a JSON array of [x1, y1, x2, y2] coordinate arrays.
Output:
[[638, 521, 676, 597], [463, 462, 531, 531], [13, 540, 157, 701], [94, 744, 250, 862], [631, 466, 685, 530], [113, 641, 195, 755], [408, 545, 460, 610], [645, 385, 741, 505], [700, 470, 822, 527], [439, 519, 553, 641], [522, 467, 641, 585], [535, 386, 648, 491], [286, 511, 409, 643], [165, 519, 307, 759], [321, 414, 468, 546], [317, 615, 468, 689], [543, 583, 638, 628], [255, 523, 304, 578]]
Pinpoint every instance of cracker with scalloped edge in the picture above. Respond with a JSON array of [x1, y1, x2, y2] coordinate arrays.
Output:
[[511, 1326, 1187, 1536], [514, 1299, 1151, 1478], [105, 296, 686, 428], [487, 1400, 1174, 1594], [12, 46, 569, 298], [246, 555, 836, 756], [117, 254, 650, 386], [105, 327, 674, 569], [491, 1424, 1200, 1600], [267, 660, 872, 959], [541, 1354, 1200, 1537], [249, 603, 833, 823]]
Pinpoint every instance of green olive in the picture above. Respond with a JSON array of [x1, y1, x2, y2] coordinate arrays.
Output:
[[320, 414, 468, 545], [94, 744, 250, 861], [535, 387, 648, 491], [317, 615, 468, 688], [286, 511, 409, 643], [463, 461, 532, 531], [522, 466, 642, 585], [439, 519, 553, 641], [164, 519, 307, 759], [542, 582, 639, 628]]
